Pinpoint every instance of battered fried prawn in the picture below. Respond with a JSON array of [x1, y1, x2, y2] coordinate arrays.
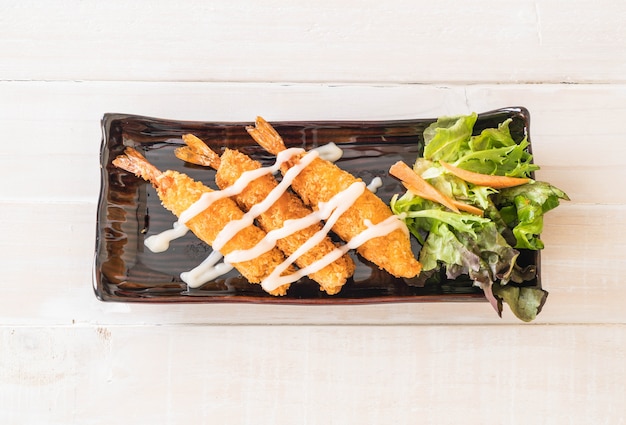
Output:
[[112, 147, 291, 296], [175, 134, 355, 295], [247, 117, 422, 278]]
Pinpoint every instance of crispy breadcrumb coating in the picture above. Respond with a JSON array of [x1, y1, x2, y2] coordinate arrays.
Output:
[[113, 148, 291, 296]]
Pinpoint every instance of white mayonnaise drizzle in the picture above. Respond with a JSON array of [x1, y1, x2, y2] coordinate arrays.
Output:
[[312, 142, 343, 162], [367, 176, 383, 193], [260, 195, 409, 291], [144, 147, 306, 253], [179, 147, 306, 225], [146, 142, 404, 290], [144, 221, 189, 253], [295, 214, 404, 278], [212, 150, 319, 251], [259, 181, 365, 291], [181, 250, 234, 288]]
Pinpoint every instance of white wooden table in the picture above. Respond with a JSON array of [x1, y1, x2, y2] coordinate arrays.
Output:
[[1, 1, 625, 423]]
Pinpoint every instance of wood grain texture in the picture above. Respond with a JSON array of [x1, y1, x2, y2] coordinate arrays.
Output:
[[1, 202, 621, 326], [1, 325, 624, 424], [1, 81, 624, 203], [0, 83, 624, 327], [1, 1, 625, 83], [1, 81, 623, 422], [2, 1, 625, 422]]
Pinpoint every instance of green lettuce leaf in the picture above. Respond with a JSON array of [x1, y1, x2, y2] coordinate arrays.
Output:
[[423, 113, 477, 162], [392, 193, 525, 316], [419, 222, 480, 273], [492, 282, 548, 322], [391, 193, 521, 281], [391, 191, 492, 240], [392, 112, 568, 321], [423, 115, 539, 177], [454, 118, 539, 177], [455, 138, 538, 177], [495, 181, 570, 249]]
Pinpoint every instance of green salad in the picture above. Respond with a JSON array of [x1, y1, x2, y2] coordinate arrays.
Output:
[[390, 113, 568, 321]]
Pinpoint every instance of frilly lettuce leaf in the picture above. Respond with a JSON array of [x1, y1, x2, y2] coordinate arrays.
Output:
[[391, 191, 527, 318], [459, 119, 538, 177], [492, 283, 548, 322], [423, 113, 477, 162], [390, 191, 489, 241], [495, 181, 570, 249], [391, 194, 519, 279], [391, 112, 569, 321], [423, 115, 539, 177], [419, 221, 479, 273]]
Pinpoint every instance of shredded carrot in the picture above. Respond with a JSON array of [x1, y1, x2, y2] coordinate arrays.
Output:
[[389, 161, 459, 213], [440, 161, 530, 189], [400, 183, 484, 216], [450, 199, 484, 216]]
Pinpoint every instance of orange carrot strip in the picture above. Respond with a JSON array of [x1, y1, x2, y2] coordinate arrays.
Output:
[[450, 199, 484, 216], [400, 183, 483, 216], [389, 161, 459, 213], [440, 161, 530, 189]]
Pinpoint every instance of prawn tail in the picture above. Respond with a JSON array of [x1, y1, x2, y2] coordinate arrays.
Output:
[[246, 116, 287, 155], [112, 147, 162, 183]]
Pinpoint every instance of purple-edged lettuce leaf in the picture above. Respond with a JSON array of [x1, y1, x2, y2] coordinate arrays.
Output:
[[424, 114, 538, 178], [495, 181, 570, 250], [389, 113, 569, 321], [492, 283, 548, 322], [390, 192, 529, 317]]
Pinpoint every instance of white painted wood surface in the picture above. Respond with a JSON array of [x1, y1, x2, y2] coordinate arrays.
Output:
[[1, 1, 625, 424]]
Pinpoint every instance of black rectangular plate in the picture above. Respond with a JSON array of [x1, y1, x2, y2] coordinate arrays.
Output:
[[94, 107, 540, 304]]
